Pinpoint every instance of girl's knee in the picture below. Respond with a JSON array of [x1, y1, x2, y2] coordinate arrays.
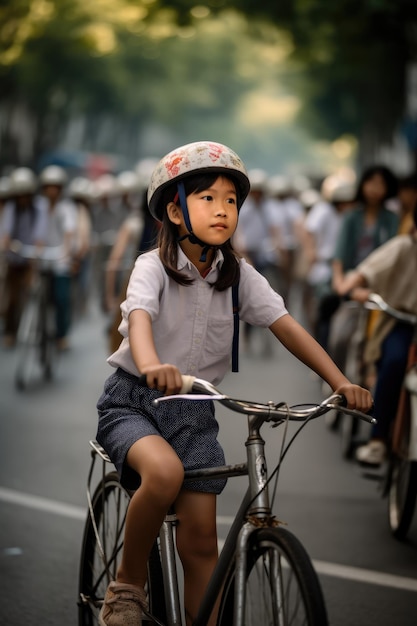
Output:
[[143, 457, 184, 502]]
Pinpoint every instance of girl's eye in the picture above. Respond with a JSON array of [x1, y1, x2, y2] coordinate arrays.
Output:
[[226, 197, 236, 205], [201, 194, 213, 201]]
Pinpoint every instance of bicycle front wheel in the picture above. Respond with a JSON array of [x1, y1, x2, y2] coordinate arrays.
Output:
[[217, 527, 328, 626], [388, 456, 417, 540], [15, 294, 42, 390]]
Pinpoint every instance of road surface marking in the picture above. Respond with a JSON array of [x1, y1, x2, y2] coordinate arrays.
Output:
[[1, 486, 416, 592]]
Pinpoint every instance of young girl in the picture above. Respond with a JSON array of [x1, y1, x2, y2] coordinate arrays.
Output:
[[96, 141, 372, 626]]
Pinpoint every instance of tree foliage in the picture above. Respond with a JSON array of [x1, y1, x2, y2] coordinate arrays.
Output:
[[1, 0, 416, 168]]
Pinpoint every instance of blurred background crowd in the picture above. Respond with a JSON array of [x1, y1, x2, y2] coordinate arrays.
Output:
[[1, 0, 417, 389]]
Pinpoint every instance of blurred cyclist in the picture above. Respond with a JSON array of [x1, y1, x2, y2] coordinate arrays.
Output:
[[0, 167, 45, 347], [39, 165, 76, 351]]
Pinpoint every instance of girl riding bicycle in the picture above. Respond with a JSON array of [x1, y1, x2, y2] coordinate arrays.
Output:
[[96, 141, 372, 626]]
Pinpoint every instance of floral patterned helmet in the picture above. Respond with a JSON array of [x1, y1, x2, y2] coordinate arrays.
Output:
[[147, 141, 250, 220]]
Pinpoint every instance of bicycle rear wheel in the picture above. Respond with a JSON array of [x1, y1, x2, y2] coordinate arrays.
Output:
[[78, 472, 166, 625], [217, 526, 328, 626], [388, 456, 417, 540]]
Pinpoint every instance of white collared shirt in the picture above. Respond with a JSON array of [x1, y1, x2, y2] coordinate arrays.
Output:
[[108, 247, 288, 384]]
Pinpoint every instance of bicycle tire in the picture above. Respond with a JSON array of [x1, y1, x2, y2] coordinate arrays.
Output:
[[388, 456, 417, 540], [78, 471, 166, 625], [217, 526, 328, 626], [15, 293, 42, 390]]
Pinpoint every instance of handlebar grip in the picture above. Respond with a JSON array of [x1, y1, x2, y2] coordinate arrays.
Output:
[[137, 373, 196, 394]]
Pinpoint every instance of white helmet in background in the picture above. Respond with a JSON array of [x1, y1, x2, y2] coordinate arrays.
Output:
[[117, 170, 140, 194], [39, 165, 68, 187], [68, 176, 95, 201], [136, 158, 160, 192], [266, 174, 292, 197], [248, 168, 268, 193], [329, 180, 356, 204], [148, 141, 250, 221], [94, 173, 119, 199], [299, 188, 322, 210], [291, 174, 311, 195], [9, 167, 37, 195]]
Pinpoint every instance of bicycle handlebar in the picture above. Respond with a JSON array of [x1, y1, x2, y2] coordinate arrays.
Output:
[[368, 293, 417, 326], [6, 240, 69, 262], [137, 374, 376, 425]]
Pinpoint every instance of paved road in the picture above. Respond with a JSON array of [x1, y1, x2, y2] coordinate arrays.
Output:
[[1, 301, 416, 625]]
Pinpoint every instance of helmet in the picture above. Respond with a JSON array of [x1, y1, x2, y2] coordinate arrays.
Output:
[[94, 173, 119, 198], [329, 181, 356, 204], [67, 176, 95, 201], [135, 157, 160, 192], [39, 165, 68, 187], [299, 188, 321, 210], [117, 170, 140, 194], [0, 176, 11, 199], [248, 168, 268, 193], [147, 141, 250, 221], [266, 175, 292, 197], [9, 167, 37, 195]]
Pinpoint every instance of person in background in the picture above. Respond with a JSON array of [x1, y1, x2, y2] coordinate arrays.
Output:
[[233, 168, 282, 355], [0, 167, 45, 347], [68, 176, 95, 316], [328, 165, 399, 374], [91, 174, 125, 312], [303, 178, 356, 349], [397, 174, 417, 234], [38, 165, 76, 351], [335, 205, 417, 466], [105, 162, 160, 354]]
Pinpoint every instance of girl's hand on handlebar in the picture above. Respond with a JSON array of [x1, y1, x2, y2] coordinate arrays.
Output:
[[141, 364, 183, 395], [334, 383, 373, 413]]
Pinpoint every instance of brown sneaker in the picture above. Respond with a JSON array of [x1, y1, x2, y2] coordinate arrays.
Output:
[[99, 581, 148, 626]]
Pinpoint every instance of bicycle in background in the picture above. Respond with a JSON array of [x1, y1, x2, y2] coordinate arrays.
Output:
[[363, 294, 417, 540], [8, 241, 67, 390], [78, 375, 374, 625]]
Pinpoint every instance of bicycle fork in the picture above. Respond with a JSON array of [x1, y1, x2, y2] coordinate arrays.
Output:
[[233, 413, 279, 626]]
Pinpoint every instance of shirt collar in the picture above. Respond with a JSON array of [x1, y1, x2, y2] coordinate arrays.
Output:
[[177, 245, 224, 275]]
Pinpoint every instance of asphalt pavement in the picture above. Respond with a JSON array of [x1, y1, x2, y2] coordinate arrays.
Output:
[[1, 298, 416, 625]]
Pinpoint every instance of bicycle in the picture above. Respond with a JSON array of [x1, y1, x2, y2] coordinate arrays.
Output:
[[78, 375, 374, 625], [8, 241, 67, 390], [362, 293, 417, 540], [326, 298, 380, 459]]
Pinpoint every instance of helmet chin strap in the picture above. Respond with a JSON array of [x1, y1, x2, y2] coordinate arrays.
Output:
[[176, 181, 214, 263]]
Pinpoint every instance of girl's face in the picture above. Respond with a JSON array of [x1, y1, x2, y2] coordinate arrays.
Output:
[[170, 175, 239, 246], [361, 173, 387, 206]]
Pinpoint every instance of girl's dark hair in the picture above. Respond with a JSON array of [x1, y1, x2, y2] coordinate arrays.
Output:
[[157, 172, 240, 291], [355, 164, 398, 204]]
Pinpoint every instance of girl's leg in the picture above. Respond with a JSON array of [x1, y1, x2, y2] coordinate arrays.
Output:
[[175, 490, 219, 626], [118, 435, 185, 587]]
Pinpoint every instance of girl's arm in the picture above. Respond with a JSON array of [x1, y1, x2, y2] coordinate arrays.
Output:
[[129, 308, 183, 394], [269, 314, 373, 411]]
